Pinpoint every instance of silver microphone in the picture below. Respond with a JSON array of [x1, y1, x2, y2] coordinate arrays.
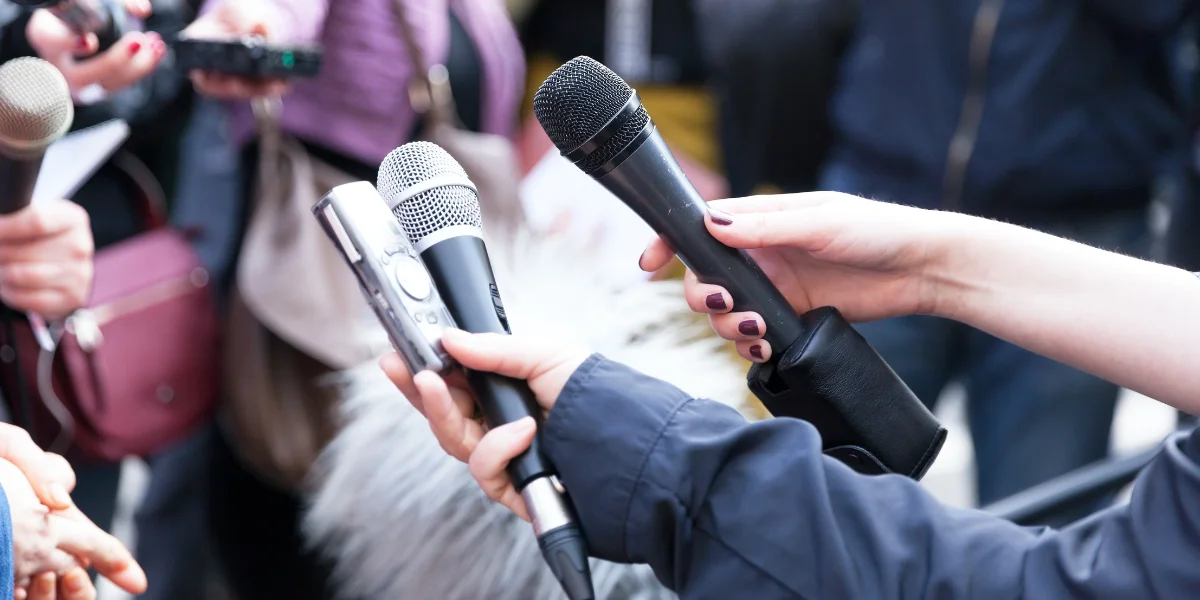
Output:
[[379, 142, 596, 600]]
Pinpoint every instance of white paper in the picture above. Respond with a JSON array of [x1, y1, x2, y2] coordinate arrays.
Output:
[[519, 149, 656, 284], [32, 119, 131, 204]]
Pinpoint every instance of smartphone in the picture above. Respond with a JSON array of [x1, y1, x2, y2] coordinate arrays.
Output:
[[172, 34, 323, 79], [313, 182, 455, 375]]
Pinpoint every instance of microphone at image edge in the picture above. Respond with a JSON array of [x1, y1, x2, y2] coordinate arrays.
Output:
[[0, 57, 74, 214], [378, 142, 595, 600]]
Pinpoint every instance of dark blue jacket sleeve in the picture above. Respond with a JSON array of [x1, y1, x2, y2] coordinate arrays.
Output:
[[0, 485, 15, 598], [543, 354, 1200, 599]]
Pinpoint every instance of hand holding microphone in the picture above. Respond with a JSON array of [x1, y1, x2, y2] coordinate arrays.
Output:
[[638, 192, 962, 362]]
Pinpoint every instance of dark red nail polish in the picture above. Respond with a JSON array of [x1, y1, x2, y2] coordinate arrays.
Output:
[[705, 293, 727, 311], [749, 345, 764, 360], [738, 319, 760, 336], [128, 41, 142, 56], [709, 210, 733, 226], [76, 37, 89, 50]]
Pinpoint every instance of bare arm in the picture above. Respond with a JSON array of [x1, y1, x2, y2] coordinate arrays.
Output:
[[936, 215, 1200, 411]]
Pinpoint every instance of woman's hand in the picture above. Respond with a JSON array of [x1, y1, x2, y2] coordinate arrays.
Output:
[[380, 329, 590, 520], [182, 0, 290, 99], [0, 458, 147, 599], [0, 201, 94, 319], [638, 192, 964, 363], [26, 0, 166, 95]]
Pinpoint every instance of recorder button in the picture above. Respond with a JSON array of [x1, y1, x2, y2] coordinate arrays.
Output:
[[394, 257, 432, 301]]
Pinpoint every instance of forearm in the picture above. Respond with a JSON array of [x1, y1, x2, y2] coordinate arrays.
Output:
[[934, 213, 1200, 410]]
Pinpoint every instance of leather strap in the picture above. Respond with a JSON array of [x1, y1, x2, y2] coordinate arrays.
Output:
[[391, 0, 460, 128]]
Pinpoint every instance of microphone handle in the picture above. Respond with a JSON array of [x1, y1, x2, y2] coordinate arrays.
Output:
[[594, 127, 804, 350], [465, 369, 553, 488], [0, 154, 43, 214], [420, 235, 556, 488]]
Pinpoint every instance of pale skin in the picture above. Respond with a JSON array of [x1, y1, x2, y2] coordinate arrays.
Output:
[[0, 425, 147, 600], [385, 192, 1200, 520]]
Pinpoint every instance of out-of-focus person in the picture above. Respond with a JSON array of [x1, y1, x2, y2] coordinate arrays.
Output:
[[180, 0, 526, 597], [1, 3, 224, 600], [817, 0, 1193, 519]]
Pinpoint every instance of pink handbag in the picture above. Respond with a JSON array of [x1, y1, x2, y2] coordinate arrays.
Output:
[[0, 152, 221, 461]]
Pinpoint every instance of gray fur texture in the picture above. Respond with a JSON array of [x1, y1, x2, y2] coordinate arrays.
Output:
[[303, 229, 749, 599]]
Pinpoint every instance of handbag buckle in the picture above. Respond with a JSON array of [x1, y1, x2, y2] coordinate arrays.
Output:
[[65, 310, 104, 353]]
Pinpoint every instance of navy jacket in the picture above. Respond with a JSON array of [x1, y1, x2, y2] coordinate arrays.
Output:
[[544, 355, 1200, 599], [822, 0, 1193, 223]]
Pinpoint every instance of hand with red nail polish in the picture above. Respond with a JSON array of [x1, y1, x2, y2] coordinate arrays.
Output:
[[26, 5, 168, 95], [380, 329, 590, 522], [638, 192, 962, 362]]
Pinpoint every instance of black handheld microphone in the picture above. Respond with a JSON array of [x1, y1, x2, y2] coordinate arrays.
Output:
[[533, 56, 946, 480], [378, 142, 595, 600], [11, 0, 128, 52], [0, 57, 74, 214]]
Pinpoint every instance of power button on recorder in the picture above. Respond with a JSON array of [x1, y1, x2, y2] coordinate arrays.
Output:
[[394, 257, 432, 301]]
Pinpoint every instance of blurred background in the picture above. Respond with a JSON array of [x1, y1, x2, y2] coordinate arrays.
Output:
[[0, 0, 1197, 598]]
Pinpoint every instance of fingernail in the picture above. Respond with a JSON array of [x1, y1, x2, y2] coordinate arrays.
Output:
[[705, 293, 727, 311], [64, 572, 84, 593], [152, 39, 167, 56], [49, 483, 71, 508], [708, 209, 733, 226], [35, 576, 53, 594], [515, 416, 536, 431], [637, 248, 648, 271], [128, 41, 142, 55], [738, 319, 760, 336], [749, 345, 764, 360], [76, 37, 89, 50]]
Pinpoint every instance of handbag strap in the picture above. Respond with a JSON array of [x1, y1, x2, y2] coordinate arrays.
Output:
[[109, 150, 169, 232], [391, 0, 461, 128]]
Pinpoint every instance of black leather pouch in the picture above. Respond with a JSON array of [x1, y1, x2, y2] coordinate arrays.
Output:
[[747, 307, 946, 479]]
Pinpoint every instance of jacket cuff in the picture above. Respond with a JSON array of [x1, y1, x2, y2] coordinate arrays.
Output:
[[542, 354, 692, 563]]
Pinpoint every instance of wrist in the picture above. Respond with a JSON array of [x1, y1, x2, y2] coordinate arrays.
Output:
[[917, 211, 997, 322]]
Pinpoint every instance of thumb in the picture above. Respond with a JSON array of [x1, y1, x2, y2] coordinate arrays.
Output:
[[704, 205, 832, 253], [441, 329, 566, 383], [440, 329, 590, 404]]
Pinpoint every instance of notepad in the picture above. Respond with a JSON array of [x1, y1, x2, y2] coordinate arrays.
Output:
[[32, 119, 131, 204]]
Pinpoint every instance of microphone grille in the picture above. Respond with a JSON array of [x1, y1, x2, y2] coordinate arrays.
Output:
[[377, 142, 481, 246], [0, 57, 73, 157], [533, 56, 634, 153]]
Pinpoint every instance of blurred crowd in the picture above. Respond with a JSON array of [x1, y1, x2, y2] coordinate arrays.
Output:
[[0, 0, 1196, 598]]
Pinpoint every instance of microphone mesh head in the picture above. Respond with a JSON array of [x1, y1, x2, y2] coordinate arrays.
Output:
[[377, 142, 481, 246], [0, 57, 73, 157], [533, 56, 635, 153]]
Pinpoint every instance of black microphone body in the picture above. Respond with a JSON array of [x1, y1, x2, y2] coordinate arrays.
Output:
[[533, 57, 946, 479], [0, 154, 44, 215], [419, 234, 552, 487], [592, 125, 804, 349]]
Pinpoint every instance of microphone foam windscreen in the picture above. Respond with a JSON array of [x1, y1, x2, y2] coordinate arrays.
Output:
[[377, 141, 481, 246], [0, 57, 73, 158], [533, 56, 649, 174]]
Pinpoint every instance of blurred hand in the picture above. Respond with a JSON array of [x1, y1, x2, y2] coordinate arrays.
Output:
[[0, 459, 147, 599], [0, 201, 94, 319], [638, 192, 961, 363], [26, 0, 166, 94], [20, 567, 94, 600], [380, 329, 590, 520], [182, 0, 290, 99]]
